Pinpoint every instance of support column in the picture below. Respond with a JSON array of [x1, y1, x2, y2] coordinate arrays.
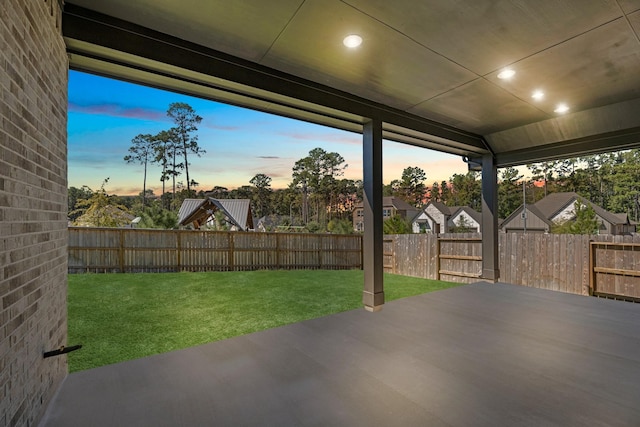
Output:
[[481, 153, 500, 281], [362, 119, 384, 311]]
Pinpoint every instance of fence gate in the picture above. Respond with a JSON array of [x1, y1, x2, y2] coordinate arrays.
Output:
[[590, 241, 640, 302]]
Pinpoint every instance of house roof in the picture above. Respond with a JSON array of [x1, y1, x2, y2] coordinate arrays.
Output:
[[355, 197, 419, 211], [178, 198, 254, 230], [502, 192, 628, 228], [177, 198, 206, 225], [499, 203, 554, 229], [450, 206, 482, 224], [425, 201, 465, 216], [534, 192, 627, 225]]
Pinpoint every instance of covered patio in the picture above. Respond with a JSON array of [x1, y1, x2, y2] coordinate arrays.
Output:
[[41, 283, 640, 426], [3, 2, 640, 425]]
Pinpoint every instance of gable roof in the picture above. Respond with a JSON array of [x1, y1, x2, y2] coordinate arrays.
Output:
[[178, 198, 254, 230], [355, 196, 419, 211], [450, 206, 481, 224], [499, 203, 554, 229], [534, 192, 627, 226], [502, 192, 628, 228]]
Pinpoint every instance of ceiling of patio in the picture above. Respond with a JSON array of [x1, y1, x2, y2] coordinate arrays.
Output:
[[63, 0, 640, 166]]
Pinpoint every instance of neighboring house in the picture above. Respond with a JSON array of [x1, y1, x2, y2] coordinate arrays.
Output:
[[178, 198, 254, 231], [417, 202, 481, 233], [448, 206, 482, 232], [255, 215, 290, 232], [500, 192, 635, 235], [352, 197, 419, 231]]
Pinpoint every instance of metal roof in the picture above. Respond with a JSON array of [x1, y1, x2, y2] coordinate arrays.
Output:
[[178, 198, 254, 230]]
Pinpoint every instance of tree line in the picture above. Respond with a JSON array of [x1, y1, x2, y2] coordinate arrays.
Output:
[[68, 101, 640, 232]]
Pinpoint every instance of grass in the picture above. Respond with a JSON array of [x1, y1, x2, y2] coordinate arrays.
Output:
[[67, 270, 464, 372]]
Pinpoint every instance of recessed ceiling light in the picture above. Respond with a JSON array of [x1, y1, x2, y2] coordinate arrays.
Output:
[[554, 103, 569, 114], [343, 34, 363, 48], [531, 90, 544, 100], [497, 68, 515, 80]]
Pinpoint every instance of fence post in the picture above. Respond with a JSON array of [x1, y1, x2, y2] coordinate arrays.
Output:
[[228, 232, 235, 271], [588, 240, 594, 296], [176, 230, 182, 272], [276, 233, 280, 269], [119, 229, 125, 273], [436, 237, 441, 281]]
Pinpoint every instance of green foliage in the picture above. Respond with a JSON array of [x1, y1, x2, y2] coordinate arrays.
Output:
[[137, 204, 178, 229], [305, 221, 323, 233], [551, 201, 599, 235], [72, 179, 133, 227], [250, 173, 273, 218], [327, 218, 354, 234], [167, 102, 204, 198], [449, 172, 481, 211], [291, 147, 347, 225], [498, 167, 523, 219], [67, 270, 464, 371], [383, 214, 412, 234], [68, 185, 93, 221], [449, 214, 475, 233], [124, 133, 155, 207]]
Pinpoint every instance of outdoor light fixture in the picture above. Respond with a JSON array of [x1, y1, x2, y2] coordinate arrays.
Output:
[[497, 68, 515, 79], [554, 103, 569, 114], [343, 34, 363, 48], [531, 90, 544, 100]]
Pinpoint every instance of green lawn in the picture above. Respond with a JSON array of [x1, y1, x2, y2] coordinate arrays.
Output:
[[67, 270, 463, 372]]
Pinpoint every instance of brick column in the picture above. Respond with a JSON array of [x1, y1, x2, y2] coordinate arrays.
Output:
[[0, 1, 69, 426]]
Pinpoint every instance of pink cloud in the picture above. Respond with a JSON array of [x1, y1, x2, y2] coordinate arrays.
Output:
[[202, 119, 242, 131], [69, 102, 167, 121], [278, 131, 361, 145]]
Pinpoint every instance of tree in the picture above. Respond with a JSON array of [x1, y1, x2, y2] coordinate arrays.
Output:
[[552, 201, 598, 234], [137, 202, 178, 229], [399, 166, 427, 206], [383, 215, 411, 234], [153, 129, 178, 209], [608, 150, 640, 221], [448, 172, 481, 211], [124, 133, 155, 207], [68, 185, 93, 221], [498, 167, 522, 219], [71, 178, 132, 227], [291, 148, 347, 225], [450, 214, 474, 233], [167, 102, 204, 197], [250, 173, 272, 218]]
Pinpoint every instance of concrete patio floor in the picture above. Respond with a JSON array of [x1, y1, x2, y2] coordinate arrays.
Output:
[[40, 282, 640, 426]]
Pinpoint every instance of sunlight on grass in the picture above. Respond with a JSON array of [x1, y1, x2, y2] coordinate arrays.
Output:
[[67, 270, 463, 372]]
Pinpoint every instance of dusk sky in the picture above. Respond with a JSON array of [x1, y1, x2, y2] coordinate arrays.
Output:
[[68, 70, 470, 196]]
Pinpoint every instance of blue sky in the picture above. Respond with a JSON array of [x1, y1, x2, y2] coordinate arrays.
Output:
[[68, 70, 469, 195]]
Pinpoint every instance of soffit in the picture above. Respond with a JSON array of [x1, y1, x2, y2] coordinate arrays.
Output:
[[64, 0, 640, 165]]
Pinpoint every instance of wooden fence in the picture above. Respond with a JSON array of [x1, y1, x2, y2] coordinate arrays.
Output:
[[384, 233, 640, 298], [590, 239, 640, 302], [69, 228, 640, 300], [68, 227, 362, 273]]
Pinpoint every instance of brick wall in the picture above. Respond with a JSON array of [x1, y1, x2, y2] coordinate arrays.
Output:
[[0, 1, 68, 426]]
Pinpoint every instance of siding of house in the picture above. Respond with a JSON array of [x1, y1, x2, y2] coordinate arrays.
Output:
[[425, 204, 447, 233], [0, 2, 68, 426], [449, 211, 480, 232], [503, 208, 550, 232]]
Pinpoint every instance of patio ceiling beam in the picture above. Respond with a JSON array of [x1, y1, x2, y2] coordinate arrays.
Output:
[[494, 126, 640, 168], [62, 4, 488, 154]]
